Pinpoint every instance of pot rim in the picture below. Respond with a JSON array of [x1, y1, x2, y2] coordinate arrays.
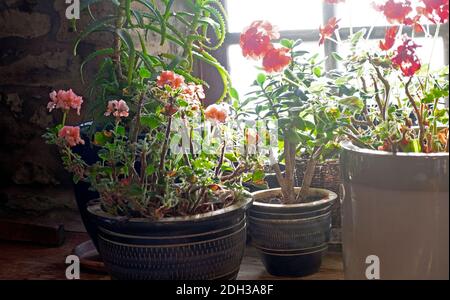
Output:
[[87, 195, 252, 224], [341, 140, 449, 158], [251, 187, 337, 209]]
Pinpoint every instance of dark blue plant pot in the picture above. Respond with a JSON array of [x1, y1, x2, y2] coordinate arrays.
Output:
[[249, 188, 336, 277], [87, 197, 252, 280], [72, 123, 101, 249]]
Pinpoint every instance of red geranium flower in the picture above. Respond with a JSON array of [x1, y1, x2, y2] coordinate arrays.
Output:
[[419, 0, 449, 23], [374, 0, 413, 24], [240, 21, 280, 59], [379, 26, 399, 51], [319, 17, 340, 45], [262, 47, 291, 73], [391, 37, 422, 77], [404, 14, 425, 32]]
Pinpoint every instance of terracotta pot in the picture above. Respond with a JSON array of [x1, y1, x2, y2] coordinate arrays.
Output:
[[249, 188, 337, 277], [340, 141, 449, 279], [87, 197, 252, 280]]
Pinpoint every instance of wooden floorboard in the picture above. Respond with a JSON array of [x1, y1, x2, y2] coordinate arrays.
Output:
[[0, 232, 343, 280]]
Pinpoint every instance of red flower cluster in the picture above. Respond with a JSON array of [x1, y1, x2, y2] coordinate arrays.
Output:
[[319, 17, 340, 46], [379, 26, 399, 51], [420, 0, 449, 23], [374, 0, 413, 24], [263, 48, 292, 73], [240, 21, 291, 73], [391, 38, 422, 77], [240, 21, 280, 60]]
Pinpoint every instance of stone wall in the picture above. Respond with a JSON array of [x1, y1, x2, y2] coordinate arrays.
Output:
[[0, 0, 189, 229], [0, 0, 115, 229]]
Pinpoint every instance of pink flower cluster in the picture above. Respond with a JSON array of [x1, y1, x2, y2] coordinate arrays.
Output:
[[105, 100, 130, 119], [58, 126, 85, 147], [204, 104, 229, 123], [48, 89, 84, 115], [156, 71, 206, 115]]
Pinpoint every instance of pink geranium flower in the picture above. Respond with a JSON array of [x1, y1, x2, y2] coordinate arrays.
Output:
[[157, 71, 185, 89], [204, 104, 229, 123], [47, 89, 83, 115], [105, 100, 130, 119], [58, 126, 85, 147]]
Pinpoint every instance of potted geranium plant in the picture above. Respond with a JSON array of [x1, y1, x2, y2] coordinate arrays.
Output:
[[324, 0, 449, 279], [65, 0, 233, 249], [44, 70, 258, 280], [238, 21, 340, 277], [43, 0, 261, 280]]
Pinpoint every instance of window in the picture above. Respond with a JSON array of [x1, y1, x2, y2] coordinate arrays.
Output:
[[220, 0, 449, 99]]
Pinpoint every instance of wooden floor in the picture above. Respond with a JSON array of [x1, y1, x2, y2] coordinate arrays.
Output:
[[0, 232, 343, 280]]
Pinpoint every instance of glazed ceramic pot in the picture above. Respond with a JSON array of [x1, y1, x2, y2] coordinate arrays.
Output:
[[249, 188, 337, 277], [340, 141, 449, 280], [87, 197, 252, 280]]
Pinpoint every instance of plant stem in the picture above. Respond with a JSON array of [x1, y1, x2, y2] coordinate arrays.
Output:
[[283, 140, 297, 204], [159, 116, 173, 175], [405, 78, 426, 152], [61, 112, 68, 127], [215, 140, 226, 177]]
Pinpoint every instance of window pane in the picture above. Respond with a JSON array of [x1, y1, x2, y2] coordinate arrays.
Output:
[[228, 42, 325, 98], [227, 0, 323, 33], [336, 0, 391, 28], [415, 37, 445, 71]]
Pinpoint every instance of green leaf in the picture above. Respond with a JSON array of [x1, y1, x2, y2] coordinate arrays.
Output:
[[141, 114, 160, 130], [280, 39, 294, 49], [331, 52, 343, 61], [74, 16, 115, 56], [116, 126, 126, 136], [252, 169, 265, 181], [116, 29, 136, 84], [285, 129, 302, 144], [257, 73, 267, 85], [139, 67, 151, 79], [351, 29, 367, 46], [339, 96, 364, 113], [225, 153, 238, 162], [145, 165, 156, 175], [94, 131, 108, 146], [230, 88, 240, 101], [80, 48, 114, 83], [178, 99, 189, 107], [313, 66, 322, 77]]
